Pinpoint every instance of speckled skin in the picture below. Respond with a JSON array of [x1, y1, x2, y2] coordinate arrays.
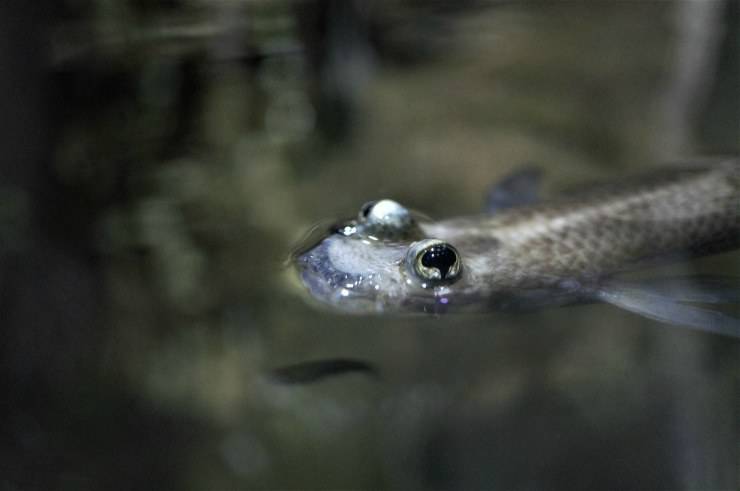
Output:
[[426, 160, 740, 290], [296, 160, 740, 314]]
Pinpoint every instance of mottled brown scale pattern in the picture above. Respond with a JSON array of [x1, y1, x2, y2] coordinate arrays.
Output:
[[431, 161, 740, 291]]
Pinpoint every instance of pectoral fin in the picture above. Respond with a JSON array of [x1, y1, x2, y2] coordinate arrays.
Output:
[[485, 166, 542, 213], [597, 277, 740, 338]]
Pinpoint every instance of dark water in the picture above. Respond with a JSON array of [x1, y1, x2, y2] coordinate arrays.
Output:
[[1, 1, 738, 489]]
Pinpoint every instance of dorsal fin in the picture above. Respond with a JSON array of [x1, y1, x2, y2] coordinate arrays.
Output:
[[485, 166, 542, 213]]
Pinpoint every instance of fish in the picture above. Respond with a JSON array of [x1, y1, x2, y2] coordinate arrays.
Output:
[[292, 159, 740, 339], [269, 358, 380, 384]]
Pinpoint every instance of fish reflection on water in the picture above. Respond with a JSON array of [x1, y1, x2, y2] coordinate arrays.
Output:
[[292, 160, 740, 340]]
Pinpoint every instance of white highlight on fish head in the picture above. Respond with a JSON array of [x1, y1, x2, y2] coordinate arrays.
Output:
[[328, 235, 405, 276], [324, 234, 409, 303]]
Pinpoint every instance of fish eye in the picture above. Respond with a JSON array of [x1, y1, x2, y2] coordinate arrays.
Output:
[[360, 201, 376, 218], [359, 199, 414, 230], [407, 239, 462, 284]]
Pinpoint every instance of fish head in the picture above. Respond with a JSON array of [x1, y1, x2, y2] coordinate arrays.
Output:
[[292, 199, 475, 314]]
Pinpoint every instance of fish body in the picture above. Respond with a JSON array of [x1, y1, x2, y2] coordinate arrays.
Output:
[[425, 161, 740, 305], [294, 160, 740, 336]]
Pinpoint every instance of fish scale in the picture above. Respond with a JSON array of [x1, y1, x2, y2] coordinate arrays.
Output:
[[450, 161, 740, 286]]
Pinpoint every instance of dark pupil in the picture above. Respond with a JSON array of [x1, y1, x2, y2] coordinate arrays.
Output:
[[361, 202, 375, 217], [421, 245, 457, 279]]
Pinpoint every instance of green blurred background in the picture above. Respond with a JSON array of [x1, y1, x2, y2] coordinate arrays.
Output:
[[1, 1, 738, 489]]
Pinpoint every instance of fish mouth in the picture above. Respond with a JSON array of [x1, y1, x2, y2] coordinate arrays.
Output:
[[292, 231, 416, 313], [293, 238, 380, 312]]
